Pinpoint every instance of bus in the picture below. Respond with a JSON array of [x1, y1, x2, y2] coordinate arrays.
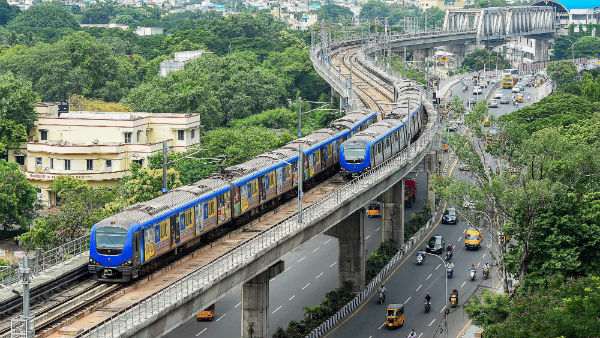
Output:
[[502, 68, 519, 80], [502, 75, 515, 89]]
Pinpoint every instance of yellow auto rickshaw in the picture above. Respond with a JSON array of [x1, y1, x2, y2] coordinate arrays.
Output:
[[385, 303, 405, 328], [516, 94, 524, 103], [449, 292, 458, 308]]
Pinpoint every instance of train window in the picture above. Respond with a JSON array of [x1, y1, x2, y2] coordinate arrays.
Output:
[[96, 226, 127, 249], [159, 221, 169, 240], [209, 200, 215, 216]]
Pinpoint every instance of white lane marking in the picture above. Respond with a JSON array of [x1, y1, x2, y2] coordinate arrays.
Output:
[[298, 256, 306, 263], [316, 272, 324, 279], [453, 245, 456, 249], [416, 284, 422, 291], [378, 323, 386, 330], [235, 302, 241, 308], [405, 296, 411, 303], [461, 281, 466, 288], [483, 253, 487, 259], [436, 264, 441, 270], [216, 314, 226, 322], [196, 328, 207, 336], [426, 273, 432, 280], [428, 319, 435, 327], [415, 172, 419, 177], [302, 283, 311, 290], [365, 234, 371, 240], [283, 267, 292, 273], [477, 262, 481, 267], [312, 247, 319, 253], [329, 261, 337, 268], [440, 306, 447, 313], [375, 227, 381, 232], [418, 333, 423, 338], [458, 236, 462, 241], [272, 305, 282, 314], [324, 239, 331, 245], [289, 295, 295, 301], [488, 244, 491, 248]]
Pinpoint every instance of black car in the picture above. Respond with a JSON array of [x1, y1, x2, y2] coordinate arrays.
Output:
[[442, 208, 458, 224], [426, 235, 446, 254]]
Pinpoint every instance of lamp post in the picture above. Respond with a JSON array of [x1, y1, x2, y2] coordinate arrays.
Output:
[[3, 257, 34, 338], [422, 252, 448, 311]]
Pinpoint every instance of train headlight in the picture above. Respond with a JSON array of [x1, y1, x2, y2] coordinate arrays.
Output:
[[125, 259, 132, 266], [89, 257, 95, 264]]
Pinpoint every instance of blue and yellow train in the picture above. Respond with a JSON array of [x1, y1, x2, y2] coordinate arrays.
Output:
[[89, 111, 378, 282], [340, 80, 426, 175]]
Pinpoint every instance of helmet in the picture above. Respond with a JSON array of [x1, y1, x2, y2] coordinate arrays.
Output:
[[426, 292, 430, 296]]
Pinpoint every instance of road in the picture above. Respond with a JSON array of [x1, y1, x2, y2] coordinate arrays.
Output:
[[324, 77, 551, 338], [165, 173, 429, 338]]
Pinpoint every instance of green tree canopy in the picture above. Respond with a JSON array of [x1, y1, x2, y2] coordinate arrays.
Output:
[[0, 0, 19, 26], [465, 275, 600, 338], [314, 4, 354, 23], [0, 160, 39, 230], [18, 176, 114, 249], [81, 7, 111, 24], [8, 4, 79, 29], [0, 72, 39, 130], [573, 35, 600, 58], [547, 60, 577, 87], [462, 49, 511, 72]]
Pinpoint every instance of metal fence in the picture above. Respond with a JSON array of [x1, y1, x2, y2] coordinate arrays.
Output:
[[74, 108, 439, 338], [1, 235, 89, 286]]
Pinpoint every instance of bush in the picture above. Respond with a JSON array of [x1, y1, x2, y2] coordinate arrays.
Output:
[[404, 204, 432, 242], [365, 239, 398, 282]]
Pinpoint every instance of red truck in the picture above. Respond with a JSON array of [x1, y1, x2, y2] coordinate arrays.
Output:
[[404, 179, 416, 208]]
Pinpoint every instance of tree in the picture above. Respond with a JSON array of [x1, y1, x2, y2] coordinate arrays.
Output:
[[0, 0, 19, 26], [314, 4, 354, 23], [573, 35, 600, 58], [0, 120, 27, 156], [0, 160, 39, 230], [464, 275, 600, 338], [0, 72, 39, 131], [360, 0, 389, 23], [462, 49, 511, 72], [7, 4, 79, 29], [18, 176, 115, 249], [465, 0, 510, 8], [547, 60, 577, 87], [81, 7, 111, 24]]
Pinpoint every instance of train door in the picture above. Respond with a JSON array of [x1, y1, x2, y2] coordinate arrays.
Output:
[[132, 231, 141, 265], [320, 147, 327, 170], [258, 176, 266, 202], [170, 215, 180, 247]]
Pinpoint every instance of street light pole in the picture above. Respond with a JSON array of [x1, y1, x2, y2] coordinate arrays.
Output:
[[162, 140, 168, 194]]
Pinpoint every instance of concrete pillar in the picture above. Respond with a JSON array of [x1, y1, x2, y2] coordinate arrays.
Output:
[[241, 261, 284, 338], [534, 39, 547, 62], [381, 181, 404, 249], [412, 49, 426, 71], [326, 209, 365, 292]]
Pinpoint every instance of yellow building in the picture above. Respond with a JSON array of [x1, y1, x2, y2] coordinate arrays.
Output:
[[8, 103, 201, 206]]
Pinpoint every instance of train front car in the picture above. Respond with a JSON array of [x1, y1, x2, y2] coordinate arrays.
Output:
[[89, 215, 137, 282], [340, 139, 371, 175]]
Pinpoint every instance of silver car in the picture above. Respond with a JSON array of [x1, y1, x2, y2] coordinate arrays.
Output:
[[489, 99, 498, 108], [494, 92, 503, 99]]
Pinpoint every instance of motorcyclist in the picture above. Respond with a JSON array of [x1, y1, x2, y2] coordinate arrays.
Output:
[[527, 94, 531, 101], [447, 261, 454, 271], [470, 264, 477, 276], [483, 262, 491, 276], [379, 284, 387, 297], [408, 329, 417, 338], [425, 292, 431, 304], [417, 251, 426, 262]]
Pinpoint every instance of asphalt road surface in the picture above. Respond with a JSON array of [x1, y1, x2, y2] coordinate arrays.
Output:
[[165, 173, 429, 338]]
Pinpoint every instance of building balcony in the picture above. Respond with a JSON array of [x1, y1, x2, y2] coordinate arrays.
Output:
[[27, 142, 125, 156]]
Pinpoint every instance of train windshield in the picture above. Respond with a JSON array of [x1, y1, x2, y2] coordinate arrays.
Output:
[[344, 144, 366, 161], [96, 226, 128, 249]]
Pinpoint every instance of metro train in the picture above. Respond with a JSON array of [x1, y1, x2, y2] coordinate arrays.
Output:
[[89, 111, 377, 282], [340, 80, 427, 175]]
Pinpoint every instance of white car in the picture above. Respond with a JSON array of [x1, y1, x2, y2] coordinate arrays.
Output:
[[494, 92, 503, 99], [472, 86, 483, 95], [511, 86, 521, 93], [489, 99, 498, 108]]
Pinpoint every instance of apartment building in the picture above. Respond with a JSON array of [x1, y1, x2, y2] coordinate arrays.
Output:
[[8, 103, 201, 206]]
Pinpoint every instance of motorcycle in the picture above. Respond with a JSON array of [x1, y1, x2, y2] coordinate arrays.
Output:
[[424, 300, 431, 313], [445, 250, 452, 261], [417, 254, 424, 265], [449, 294, 458, 308], [378, 292, 386, 304], [483, 267, 490, 280], [469, 269, 476, 281], [447, 267, 453, 278]]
